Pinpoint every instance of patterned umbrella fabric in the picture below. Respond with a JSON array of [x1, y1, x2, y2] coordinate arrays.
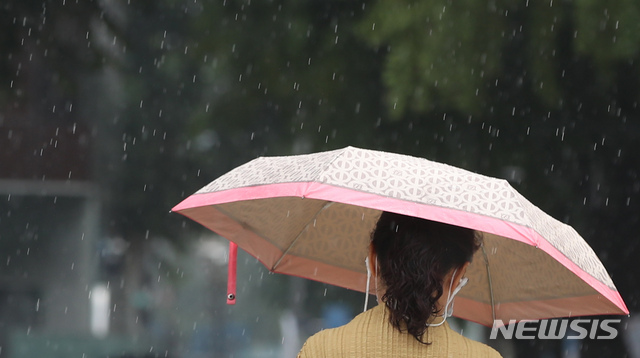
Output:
[[172, 146, 628, 326]]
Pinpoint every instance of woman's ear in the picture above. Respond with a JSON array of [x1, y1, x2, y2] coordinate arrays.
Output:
[[454, 261, 471, 283], [368, 245, 377, 277]]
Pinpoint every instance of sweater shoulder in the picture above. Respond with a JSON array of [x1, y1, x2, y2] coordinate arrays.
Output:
[[447, 328, 503, 358], [297, 308, 378, 357]]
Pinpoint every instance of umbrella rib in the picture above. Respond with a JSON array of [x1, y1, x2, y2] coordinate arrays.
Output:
[[314, 148, 348, 182], [481, 244, 497, 324], [271, 201, 336, 272]]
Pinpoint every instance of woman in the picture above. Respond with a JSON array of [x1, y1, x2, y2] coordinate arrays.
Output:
[[298, 211, 502, 357]]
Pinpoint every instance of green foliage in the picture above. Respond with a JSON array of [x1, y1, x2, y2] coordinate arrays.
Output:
[[359, 0, 640, 115], [356, 0, 507, 118], [575, 0, 640, 61], [186, 1, 386, 153]]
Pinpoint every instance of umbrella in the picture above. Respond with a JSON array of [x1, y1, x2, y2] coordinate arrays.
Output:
[[172, 146, 628, 326]]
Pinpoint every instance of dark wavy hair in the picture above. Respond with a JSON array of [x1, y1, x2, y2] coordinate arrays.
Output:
[[371, 211, 481, 343]]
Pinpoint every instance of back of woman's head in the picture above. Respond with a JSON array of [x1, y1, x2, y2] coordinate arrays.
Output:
[[371, 211, 481, 343]]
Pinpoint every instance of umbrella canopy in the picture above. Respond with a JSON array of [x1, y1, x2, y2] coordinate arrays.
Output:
[[172, 146, 628, 326]]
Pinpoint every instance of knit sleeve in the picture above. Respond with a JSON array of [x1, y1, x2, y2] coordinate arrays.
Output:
[[297, 331, 324, 358]]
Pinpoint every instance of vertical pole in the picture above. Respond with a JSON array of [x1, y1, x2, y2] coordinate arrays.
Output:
[[227, 241, 238, 305]]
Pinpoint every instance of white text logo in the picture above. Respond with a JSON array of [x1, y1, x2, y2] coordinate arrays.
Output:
[[490, 319, 620, 340]]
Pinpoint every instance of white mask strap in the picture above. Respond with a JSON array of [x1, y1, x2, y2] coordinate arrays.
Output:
[[364, 256, 371, 312], [427, 268, 468, 327], [446, 276, 468, 317], [374, 258, 379, 303]]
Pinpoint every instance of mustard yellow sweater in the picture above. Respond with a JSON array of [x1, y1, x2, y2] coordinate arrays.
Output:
[[298, 304, 502, 358]]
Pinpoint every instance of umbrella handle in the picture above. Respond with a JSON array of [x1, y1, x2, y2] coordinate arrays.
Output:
[[227, 241, 238, 305]]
